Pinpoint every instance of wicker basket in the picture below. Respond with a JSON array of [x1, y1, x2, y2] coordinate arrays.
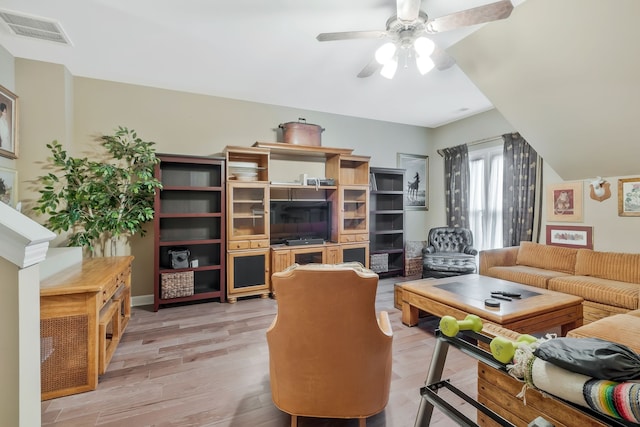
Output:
[[161, 271, 194, 299], [405, 256, 423, 277], [370, 253, 389, 273]]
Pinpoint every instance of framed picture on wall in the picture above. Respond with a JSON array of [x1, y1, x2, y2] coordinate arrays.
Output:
[[546, 181, 583, 222], [0, 84, 18, 159], [546, 225, 593, 250], [397, 153, 428, 210], [618, 177, 640, 217], [0, 166, 17, 208]]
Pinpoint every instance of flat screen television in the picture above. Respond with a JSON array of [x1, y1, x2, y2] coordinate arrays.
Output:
[[270, 200, 332, 244]]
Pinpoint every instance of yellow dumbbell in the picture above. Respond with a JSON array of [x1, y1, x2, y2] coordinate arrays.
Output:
[[439, 314, 483, 337], [489, 334, 538, 363]]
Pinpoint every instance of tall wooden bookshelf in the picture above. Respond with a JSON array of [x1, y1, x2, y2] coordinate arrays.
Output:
[[153, 154, 226, 310], [369, 167, 405, 277]]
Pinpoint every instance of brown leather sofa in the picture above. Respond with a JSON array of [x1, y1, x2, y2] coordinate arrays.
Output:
[[479, 242, 640, 323], [266, 262, 393, 427]]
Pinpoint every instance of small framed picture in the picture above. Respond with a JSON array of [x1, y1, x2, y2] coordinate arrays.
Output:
[[618, 177, 640, 217], [0, 84, 18, 159], [546, 225, 593, 250], [546, 181, 583, 222], [397, 153, 428, 210], [0, 166, 18, 207]]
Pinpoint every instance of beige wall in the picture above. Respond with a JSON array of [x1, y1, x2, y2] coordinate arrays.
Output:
[[12, 59, 436, 297], [4, 54, 639, 299], [15, 60, 73, 249]]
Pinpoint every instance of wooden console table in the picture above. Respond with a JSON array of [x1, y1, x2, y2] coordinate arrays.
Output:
[[39, 256, 133, 400]]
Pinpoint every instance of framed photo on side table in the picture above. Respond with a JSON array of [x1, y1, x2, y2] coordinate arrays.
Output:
[[397, 153, 428, 210], [618, 177, 640, 217], [546, 225, 593, 250], [546, 181, 583, 222], [0, 84, 18, 159], [0, 166, 17, 207]]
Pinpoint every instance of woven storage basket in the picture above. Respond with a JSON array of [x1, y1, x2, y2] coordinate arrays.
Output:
[[161, 271, 194, 299], [370, 253, 389, 273], [405, 257, 423, 277]]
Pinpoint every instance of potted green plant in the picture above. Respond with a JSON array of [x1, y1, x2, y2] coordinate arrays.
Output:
[[34, 126, 162, 256]]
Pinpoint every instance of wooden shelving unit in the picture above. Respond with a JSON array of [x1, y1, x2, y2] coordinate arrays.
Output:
[[153, 154, 226, 311], [224, 147, 271, 302], [225, 143, 371, 301], [369, 167, 405, 277]]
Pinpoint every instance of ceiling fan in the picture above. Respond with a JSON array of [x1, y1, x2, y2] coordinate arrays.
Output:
[[316, 0, 514, 79]]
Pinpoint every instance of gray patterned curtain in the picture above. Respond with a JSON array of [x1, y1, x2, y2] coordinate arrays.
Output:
[[442, 144, 470, 228], [503, 133, 543, 246]]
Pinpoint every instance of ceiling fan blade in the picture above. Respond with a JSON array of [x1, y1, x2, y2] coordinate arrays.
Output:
[[316, 30, 387, 42], [432, 47, 456, 71], [397, 0, 422, 23], [425, 0, 514, 34], [357, 60, 382, 78]]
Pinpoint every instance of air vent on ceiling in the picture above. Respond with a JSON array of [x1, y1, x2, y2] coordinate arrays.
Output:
[[0, 10, 71, 45]]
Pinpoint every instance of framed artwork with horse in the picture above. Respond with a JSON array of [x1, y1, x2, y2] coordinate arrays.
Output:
[[397, 153, 428, 210]]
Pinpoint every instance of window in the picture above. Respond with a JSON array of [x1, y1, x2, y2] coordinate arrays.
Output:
[[469, 145, 503, 251]]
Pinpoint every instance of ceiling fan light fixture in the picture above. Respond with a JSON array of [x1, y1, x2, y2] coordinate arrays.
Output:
[[416, 55, 435, 75], [380, 57, 398, 79], [413, 37, 435, 58], [375, 42, 397, 65]]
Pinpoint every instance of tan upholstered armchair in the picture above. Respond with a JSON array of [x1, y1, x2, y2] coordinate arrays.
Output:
[[266, 263, 393, 427]]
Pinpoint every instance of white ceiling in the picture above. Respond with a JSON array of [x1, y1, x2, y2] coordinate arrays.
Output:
[[0, 0, 525, 128], [451, 0, 640, 180]]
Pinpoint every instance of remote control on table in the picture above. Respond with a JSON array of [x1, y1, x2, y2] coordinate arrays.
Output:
[[492, 291, 521, 298]]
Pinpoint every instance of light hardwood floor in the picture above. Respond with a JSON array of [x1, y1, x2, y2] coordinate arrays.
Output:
[[41, 277, 479, 426]]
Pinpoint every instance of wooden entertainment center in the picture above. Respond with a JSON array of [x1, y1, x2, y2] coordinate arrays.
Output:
[[224, 142, 371, 302]]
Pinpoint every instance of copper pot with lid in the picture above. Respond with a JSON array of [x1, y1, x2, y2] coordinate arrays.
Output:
[[278, 118, 324, 146]]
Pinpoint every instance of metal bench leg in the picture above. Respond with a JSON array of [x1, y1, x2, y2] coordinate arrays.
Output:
[[414, 338, 450, 427]]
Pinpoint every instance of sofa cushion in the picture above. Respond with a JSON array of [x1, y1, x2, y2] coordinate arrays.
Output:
[[485, 265, 571, 289], [575, 249, 640, 284], [515, 242, 577, 274], [548, 276, 640, 310], [567, 313, 640, 353], [582, 300, 631, 324]]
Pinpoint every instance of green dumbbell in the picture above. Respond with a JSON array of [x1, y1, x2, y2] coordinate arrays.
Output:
[[490, 334, 538, 363], [439, 314, 483, 337]]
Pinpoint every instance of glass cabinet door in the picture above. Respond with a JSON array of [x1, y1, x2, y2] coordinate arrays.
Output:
[[227, 183, 269, 241], [340, 185, 369, 235]]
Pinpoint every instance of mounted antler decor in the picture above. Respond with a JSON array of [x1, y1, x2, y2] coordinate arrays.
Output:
[[589, 177, 611, 202]]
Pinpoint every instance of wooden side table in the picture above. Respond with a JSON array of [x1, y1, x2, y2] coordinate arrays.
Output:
[[39, 256, 133, 400]]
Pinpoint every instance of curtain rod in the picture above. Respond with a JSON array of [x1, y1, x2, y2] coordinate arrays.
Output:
[[437, 135, 504, 157]]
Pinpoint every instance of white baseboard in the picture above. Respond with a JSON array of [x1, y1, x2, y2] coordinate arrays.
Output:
[[131, 294, 154, 307]]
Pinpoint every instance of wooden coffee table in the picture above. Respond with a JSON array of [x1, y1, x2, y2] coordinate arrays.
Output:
[[400, 274, 583, 336]]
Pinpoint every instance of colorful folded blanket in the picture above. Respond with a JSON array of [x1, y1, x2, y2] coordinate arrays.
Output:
[[512, 352, 640, 424]]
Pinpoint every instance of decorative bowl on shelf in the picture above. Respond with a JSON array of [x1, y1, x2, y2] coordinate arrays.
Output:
[[229, 161, 259, 181], [233, 172, 258, 181]]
